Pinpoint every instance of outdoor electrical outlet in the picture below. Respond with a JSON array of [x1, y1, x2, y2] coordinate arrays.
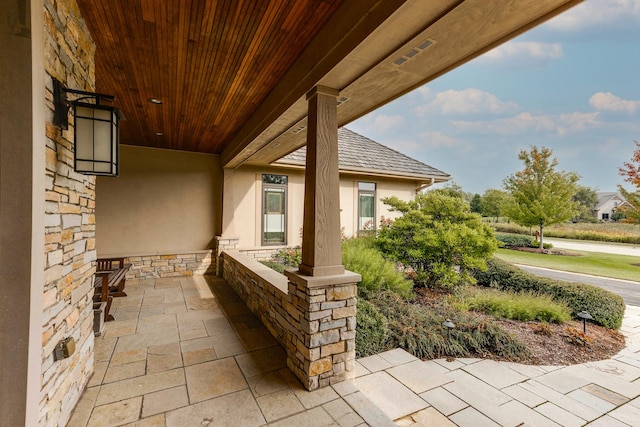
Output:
[[53, 337, 76, 361]]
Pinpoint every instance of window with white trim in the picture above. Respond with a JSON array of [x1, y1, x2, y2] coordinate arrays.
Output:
[[262, 174, 287, 245], [358, 182, 376, 236]]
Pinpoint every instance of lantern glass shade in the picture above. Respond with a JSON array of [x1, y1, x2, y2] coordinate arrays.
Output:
[[73, 102, 120, 176]]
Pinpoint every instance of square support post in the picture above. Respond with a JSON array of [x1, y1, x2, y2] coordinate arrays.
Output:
[[215, 168, 239, 276], [285, 85, 360, 390], [299, 86, 344, 277]]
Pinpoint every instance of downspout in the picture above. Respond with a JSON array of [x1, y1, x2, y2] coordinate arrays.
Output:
[[416, 177, 435, 194]]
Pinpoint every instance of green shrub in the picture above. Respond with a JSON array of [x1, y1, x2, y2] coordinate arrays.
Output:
[[368, 291, 529, 360], [461, 289, 571, 323], [274, 247, 302, 267], [342, 238, 414, 298], [495, 233, 552, 249], [376, 193, 497, 290], [355, 299, 390, 357], [496, 233, 534, 248], [473, 258, 626, 329]]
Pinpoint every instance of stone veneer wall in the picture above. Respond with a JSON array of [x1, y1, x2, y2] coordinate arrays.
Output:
[[123, 251, 214, 279], [222, 251, 357, 390], [42, 0, 97, 425]]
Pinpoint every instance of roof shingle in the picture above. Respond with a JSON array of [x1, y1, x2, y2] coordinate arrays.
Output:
[[277, 128, 450, 182]]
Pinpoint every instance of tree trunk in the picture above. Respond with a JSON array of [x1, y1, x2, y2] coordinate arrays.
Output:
[[539, 225, 544, 249]]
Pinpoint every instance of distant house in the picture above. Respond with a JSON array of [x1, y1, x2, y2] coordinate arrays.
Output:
[[228, 127, 451, 256], [593, 192, 633, 220]]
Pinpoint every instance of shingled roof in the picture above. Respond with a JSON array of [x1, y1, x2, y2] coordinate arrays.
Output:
[[275, 128, 451, 183]]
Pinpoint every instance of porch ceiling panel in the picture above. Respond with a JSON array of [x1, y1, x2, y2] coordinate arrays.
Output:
[[76, 0, 349, 152], [76, 0, 580, 166]]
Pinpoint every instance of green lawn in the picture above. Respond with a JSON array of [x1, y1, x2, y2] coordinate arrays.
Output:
[[495, 248, 640, 282]]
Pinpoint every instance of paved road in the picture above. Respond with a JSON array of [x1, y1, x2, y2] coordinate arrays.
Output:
[[517, 264, 640, 306], [544, 237, 640, 256]]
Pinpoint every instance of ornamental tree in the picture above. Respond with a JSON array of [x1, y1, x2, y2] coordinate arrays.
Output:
[[618, 140, 640, 223], [503, 146, 579, 248], [375, 192, 497, 290]]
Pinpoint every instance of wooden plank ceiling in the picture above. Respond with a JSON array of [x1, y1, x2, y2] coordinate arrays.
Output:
[[76, 0, 346, 153], [76, 0, 581, 166]]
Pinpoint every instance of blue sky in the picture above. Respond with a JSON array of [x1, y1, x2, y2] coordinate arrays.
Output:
[[349, 0, 640, 195]]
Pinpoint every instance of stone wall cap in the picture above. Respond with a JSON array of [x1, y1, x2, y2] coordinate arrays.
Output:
[[285, 269, 361, 288], [98, 249, 213, 258]]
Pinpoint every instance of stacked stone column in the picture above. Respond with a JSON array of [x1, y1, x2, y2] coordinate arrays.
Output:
[[285, 270, 360, 390]]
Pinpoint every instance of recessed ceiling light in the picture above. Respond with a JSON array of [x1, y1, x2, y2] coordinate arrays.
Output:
[[155, 132, 164, 136], [148, 98, 163, 104]]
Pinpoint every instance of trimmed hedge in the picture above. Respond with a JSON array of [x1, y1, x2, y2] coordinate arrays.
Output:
[[355, 299, 390, 357], [496, 233, 551, 249], [473, 258, 626, 329]]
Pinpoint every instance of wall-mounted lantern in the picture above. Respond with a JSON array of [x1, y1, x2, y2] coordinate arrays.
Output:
[[53, 78, 123, 176]]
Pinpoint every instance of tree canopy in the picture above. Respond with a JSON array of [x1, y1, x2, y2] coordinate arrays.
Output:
[[481, 188, 511, 222], [618, 140, 640, 223], [503, 146, 579, 247], [375, 192, 497, 290], [572, 185, 598, 222]]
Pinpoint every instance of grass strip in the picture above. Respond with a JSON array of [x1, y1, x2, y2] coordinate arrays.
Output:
[[495, 248, 640, 282]]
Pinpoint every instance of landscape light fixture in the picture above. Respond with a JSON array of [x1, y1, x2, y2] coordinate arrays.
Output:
[[577, 311, 593, 334], [53, 78, 122, 176], [442, 318, 456, 340]]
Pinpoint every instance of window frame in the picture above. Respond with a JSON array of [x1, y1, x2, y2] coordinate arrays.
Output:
[[261, 174, 288, 246], [357, 181, 376, 237]]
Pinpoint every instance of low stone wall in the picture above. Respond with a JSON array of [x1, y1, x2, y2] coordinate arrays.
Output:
[[239, 247, 283, 262], [120, 251, 214, 279], [221, 251, 290, 346], [222, 250, 358, 390]]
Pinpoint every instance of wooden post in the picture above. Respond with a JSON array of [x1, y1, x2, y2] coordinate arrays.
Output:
[[298, 86, 345, 277]]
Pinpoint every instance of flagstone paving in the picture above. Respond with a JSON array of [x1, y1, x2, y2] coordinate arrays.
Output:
[[68, 277, 640, 426]]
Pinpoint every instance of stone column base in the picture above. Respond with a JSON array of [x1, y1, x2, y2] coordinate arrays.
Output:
[[284, 269, 361, 390]]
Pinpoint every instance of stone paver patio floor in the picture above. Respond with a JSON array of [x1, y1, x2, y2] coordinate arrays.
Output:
[[68, 276, 640, 426]]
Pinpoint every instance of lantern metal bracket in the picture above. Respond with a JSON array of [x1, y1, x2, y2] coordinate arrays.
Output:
[[53, 78, 116, 130]]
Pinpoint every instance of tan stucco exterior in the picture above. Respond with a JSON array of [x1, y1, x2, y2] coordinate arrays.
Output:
[[94, 151, 425, 258], [228, 167, 422, 251], [95, 145, 223, 256]]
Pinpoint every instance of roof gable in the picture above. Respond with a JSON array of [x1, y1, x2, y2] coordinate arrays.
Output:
[[276, 128, 450, 182]]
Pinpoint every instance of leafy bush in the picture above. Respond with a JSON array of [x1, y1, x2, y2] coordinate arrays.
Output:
[[376, 193, 497, 290], [495, 233, 552, 249], [368, 291, 529, 360], [496, 234, 535, 248], [342, 238, 414, 298], [473, 258, 626, 329], [460, 289, 571, 323], [274, 247, 302, 267], [355, 299, 390, 357]]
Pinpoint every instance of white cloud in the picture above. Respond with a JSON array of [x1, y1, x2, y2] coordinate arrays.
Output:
[[417, 131, 459, 148], [478, 41, 563, 68], [370, 114, 405, 132], [414, 88, 518, 116], [452, 111, 601, 136], [547, 0, 640, 32], [589, 92, 640, 114]]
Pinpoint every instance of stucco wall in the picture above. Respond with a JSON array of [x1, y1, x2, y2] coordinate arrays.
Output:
[[95, 145, 222, 256], [231, 167, 421, 249]]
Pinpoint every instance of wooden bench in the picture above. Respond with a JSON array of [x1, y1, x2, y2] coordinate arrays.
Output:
[[93, 258, 131, 321]]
